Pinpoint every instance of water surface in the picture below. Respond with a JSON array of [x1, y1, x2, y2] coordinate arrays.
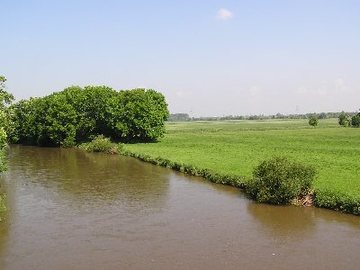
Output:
[[0, 146, 359, 270]]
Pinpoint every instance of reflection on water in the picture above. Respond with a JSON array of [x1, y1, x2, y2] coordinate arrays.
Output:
[[8, 145, 170, 208], [0, 146, 358, 270], [247, 203, 317, 241]]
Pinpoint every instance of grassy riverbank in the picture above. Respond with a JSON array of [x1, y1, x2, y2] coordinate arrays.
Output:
[[122, 119, 360, 215]]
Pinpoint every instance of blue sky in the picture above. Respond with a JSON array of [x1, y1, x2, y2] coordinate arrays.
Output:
[[1, 0, 360, 116]]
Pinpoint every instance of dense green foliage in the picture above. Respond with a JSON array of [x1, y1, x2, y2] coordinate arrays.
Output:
[[246, 157, 316, 204], [11, 86, 169, 146], [0, 76, 11, 217], [338, 111, 351, 127], [0, 76, 14, 172], [308, 116, 318, 127], [79, 135, 122, 154], [123, 119, 360, 215], [338, 110, 360, 128], [351, 113, 360, 127]]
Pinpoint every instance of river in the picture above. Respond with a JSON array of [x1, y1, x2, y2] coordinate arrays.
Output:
[[0, 146, 359, 270]]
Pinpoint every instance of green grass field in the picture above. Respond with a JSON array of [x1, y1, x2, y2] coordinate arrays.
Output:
[[124, 119, 360, 214]]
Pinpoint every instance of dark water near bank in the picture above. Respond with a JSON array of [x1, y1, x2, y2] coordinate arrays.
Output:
[[0, 146, 359, 270]]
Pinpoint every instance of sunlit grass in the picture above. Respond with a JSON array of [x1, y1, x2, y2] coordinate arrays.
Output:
[[124, 118, 360, 213]]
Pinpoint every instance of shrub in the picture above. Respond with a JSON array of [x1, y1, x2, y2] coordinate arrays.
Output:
[[308, 116, 318, 127], [79, 135, 121, 154], [338, 111, 351, 127], [351, 113, 360, 127], [246, 156, 316, 205]]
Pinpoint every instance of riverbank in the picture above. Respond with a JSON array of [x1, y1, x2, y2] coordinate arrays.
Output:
[[121, 119, 360, 215]]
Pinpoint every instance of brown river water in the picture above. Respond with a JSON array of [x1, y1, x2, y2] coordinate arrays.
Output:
[[0, 146, 359, 270]]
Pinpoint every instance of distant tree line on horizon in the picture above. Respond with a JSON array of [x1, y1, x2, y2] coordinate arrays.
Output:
[[168, 111, 358, 122]]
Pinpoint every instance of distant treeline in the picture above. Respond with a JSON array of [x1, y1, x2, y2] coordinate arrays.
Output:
[[168, 112, 356, 122]]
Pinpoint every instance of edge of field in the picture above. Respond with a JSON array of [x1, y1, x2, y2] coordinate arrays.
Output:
[[120, 119, 360, 216], [120, 148, 360, 215]]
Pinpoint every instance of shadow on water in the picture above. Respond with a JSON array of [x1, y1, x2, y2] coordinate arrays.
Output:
[[247, 202, 317, 240], [247, 200, 360, 241], [7, 145, 171, 209]]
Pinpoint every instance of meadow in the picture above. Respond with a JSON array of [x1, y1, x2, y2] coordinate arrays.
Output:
[[124, 118, 360, 214]]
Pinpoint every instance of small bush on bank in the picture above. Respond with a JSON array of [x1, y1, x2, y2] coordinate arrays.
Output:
[[79, 135, 121, 154], [246, 156, 316, 205]]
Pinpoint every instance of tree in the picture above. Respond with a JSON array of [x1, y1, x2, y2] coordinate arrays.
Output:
[[0, 76, 14, 106], [107, 88, 169, 142], [338, 111, 351, 127], [0, 76, 14, 172], [0, 76, 14, 127], [11, 85, 169, 146], [308, 116, 318, 127], [351, 112, 360, 128]]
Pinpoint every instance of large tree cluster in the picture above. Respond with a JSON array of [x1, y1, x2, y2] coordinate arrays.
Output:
[[10, 85, 169, 146]]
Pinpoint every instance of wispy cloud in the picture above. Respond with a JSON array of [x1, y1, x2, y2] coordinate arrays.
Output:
[[216, 8, 233, 21]]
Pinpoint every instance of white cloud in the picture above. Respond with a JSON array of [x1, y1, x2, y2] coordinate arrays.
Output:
[[216, 8, 233, 21]]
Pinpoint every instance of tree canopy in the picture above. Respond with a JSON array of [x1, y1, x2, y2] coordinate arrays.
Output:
[[338, 110, 360, 128], [0, 76, 14, 171], [10, 86, 169, 146]]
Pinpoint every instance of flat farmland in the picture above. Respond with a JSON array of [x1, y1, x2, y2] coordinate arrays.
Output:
[[124, 119, 360, 213]]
